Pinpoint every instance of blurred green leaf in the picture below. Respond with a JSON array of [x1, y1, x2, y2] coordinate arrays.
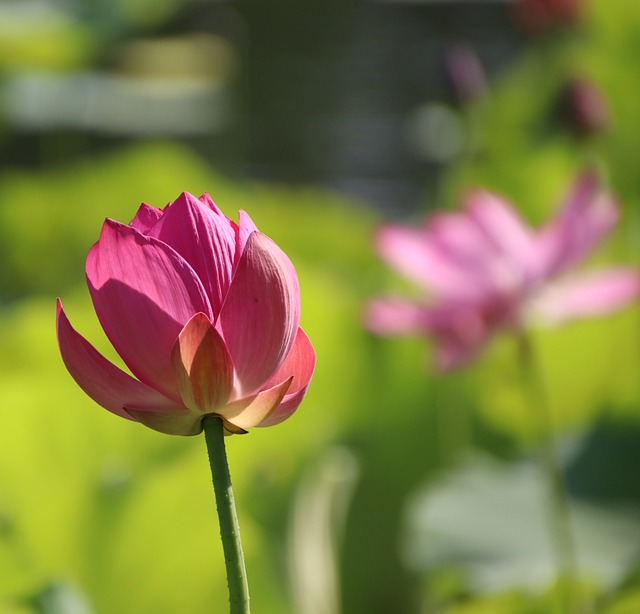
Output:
[[404, 453, 640, 597]]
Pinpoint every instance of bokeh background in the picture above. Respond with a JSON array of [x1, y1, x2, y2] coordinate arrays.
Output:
[[2, 0, 640, 612]]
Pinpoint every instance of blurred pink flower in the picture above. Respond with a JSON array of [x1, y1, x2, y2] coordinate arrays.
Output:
[[365, 173, 640, 371], [559, 77, 609, 137], [443, 44, 488, 106], [57, 192, 315, 435]]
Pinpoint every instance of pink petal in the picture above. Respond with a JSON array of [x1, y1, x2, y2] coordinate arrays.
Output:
[[86, 219, 213, 401], [218, 231, 300, 396], [363, 297, 431, 336], [365, 296, 495, 371], [424, 303, 489, 345], [217, 377, 293, 430], [235, 209, 259, 265], [428, 211, 495, 261], [463, 190, 536, 274], [424, 303, 496, 371], [259, 327, 316, 426], [146, 192, 236, 316], [130, 203, 164, 233], [124, 406, 203, 436], [198, 192, 226, 217], [529, 268, 640, 324], [376, 224, 490, 300], [537, 172, 619, 277], [56, 300, 179, 419], [432, 336, 489, 372], [170, 313, 235, 412], [427, 210, 522, 293]]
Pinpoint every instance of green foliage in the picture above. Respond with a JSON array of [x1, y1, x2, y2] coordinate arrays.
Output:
[[0, 15, 91, 72]]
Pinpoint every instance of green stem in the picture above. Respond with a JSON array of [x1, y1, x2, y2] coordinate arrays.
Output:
[[203, 415, 251, 614], [516, 331, 579, 614]]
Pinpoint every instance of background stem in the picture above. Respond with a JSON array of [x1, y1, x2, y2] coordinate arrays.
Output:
[[516, 330, 580, 614], [203, 415, 251, 614]]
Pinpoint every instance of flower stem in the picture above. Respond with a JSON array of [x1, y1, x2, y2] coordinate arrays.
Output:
[[203, 415, 251, 614], [516, 331, 579, 614]]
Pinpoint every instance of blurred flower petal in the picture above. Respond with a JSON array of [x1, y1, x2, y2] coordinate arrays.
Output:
[[364, 297, 431, 336], [531, 269, 640, 324], [376, 225, 489, 300], [464, 190, 536, 275], [538, 172, 618, 276], [433, 336, 488, 372]]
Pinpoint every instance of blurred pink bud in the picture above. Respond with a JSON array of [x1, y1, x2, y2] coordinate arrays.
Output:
[[57, 193, 315, 435], [512, 0, 583, 35], [365, 173, 640, 371], [559, 77, 609, 137], [443, 44, 488, 105]]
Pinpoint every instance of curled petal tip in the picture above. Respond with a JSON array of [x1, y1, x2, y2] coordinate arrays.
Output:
[[221, 420, 248, 436]]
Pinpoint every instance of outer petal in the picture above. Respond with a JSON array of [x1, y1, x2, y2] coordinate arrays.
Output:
[[146, 192, 236, 315], [376, 224, 490, 300], [536, 172, 619, 277], [170, 313, 234, 412], [528, 268, 640, 325], [56, 300, 179, 419], [124, 407, 202, 436], [217, 377, 293, 430], [258, 327, 316, 427], [86, 219, 213, 401], [130, 203, 164, 233], [235, 209, 259, 265], [218, 231, 300, 396]]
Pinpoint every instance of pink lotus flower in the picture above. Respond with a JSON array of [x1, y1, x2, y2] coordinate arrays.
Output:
[[57, 192, 315, 435], [365, 173, 640, 371]]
